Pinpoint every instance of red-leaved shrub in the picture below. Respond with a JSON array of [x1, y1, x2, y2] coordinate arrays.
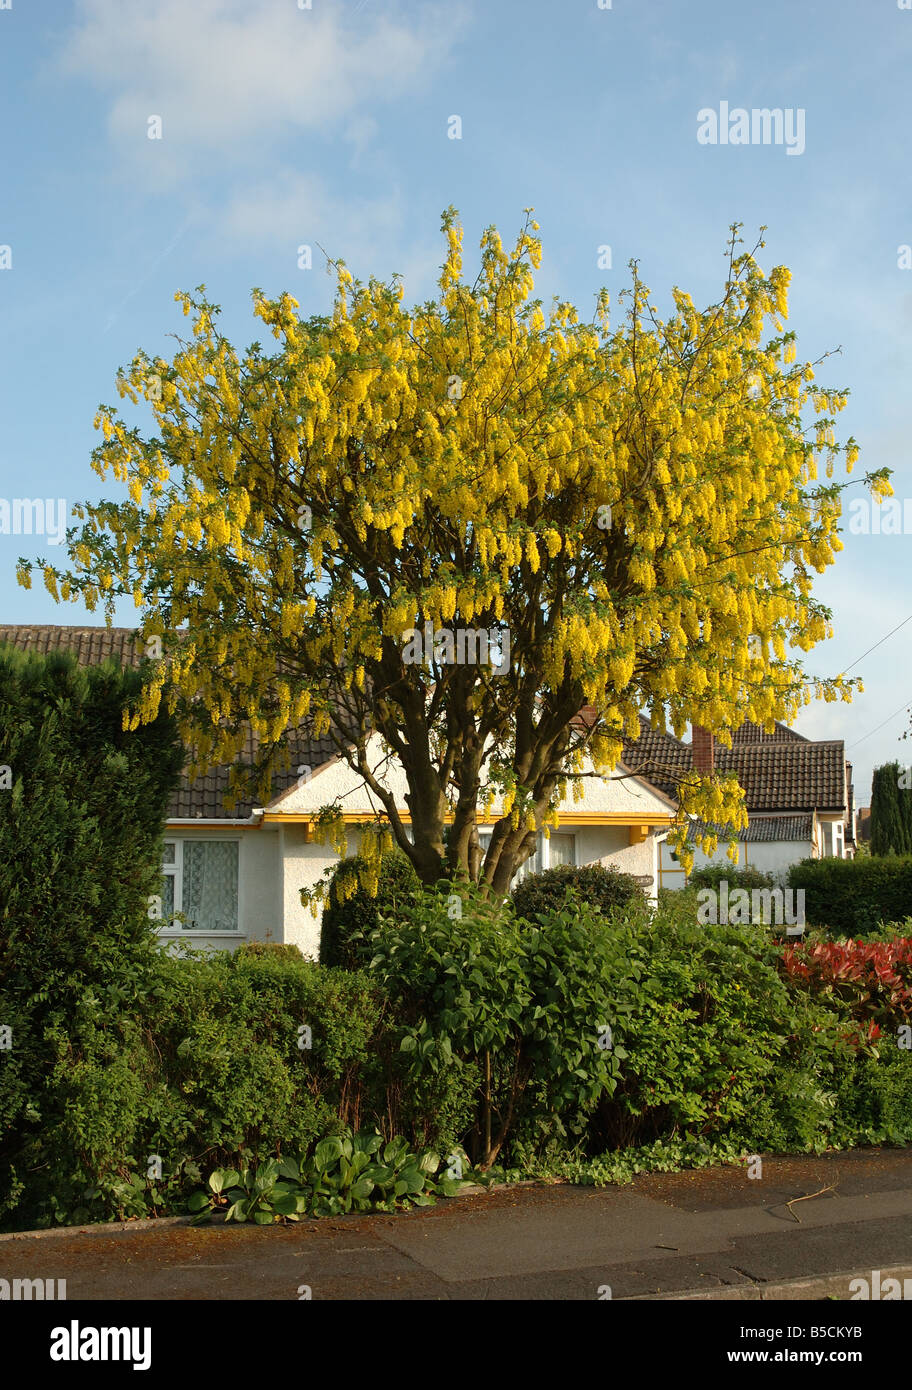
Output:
[[780, 938, 912, 1033]]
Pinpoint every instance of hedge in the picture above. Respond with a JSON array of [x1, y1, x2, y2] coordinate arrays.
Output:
[[0, 645, 184, 1224], [787, 855, 912, 934], [1, 948, 476, 1231]]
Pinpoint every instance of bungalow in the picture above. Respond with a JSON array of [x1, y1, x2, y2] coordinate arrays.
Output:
[[620, 717, 856, 888], [1, 625, 677, 954]]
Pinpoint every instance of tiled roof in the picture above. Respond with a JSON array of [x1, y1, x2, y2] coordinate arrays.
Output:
[[0, 625, 340, 820], [729, 720, 809, 744], [689, 813, 815, 844], [620, 716, 691, 800], [0, 624, 144, 667], [713, 742, 846, 812], [621, 716, 847, 813]]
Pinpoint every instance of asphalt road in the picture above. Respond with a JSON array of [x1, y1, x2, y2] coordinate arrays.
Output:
[[3, 1149, 912, 1300]]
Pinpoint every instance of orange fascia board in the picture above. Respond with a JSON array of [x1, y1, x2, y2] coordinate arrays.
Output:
[[260, 810, 675, 827]]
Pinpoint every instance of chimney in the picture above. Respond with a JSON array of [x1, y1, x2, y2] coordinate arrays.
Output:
[[692, 724, 714, 775]]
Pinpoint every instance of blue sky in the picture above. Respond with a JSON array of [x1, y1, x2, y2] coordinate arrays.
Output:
[[1, 0, 910, 805]]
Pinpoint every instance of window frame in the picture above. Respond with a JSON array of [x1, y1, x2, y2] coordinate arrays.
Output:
[[547, 831, 577, 869], [160, 837, 241, 936]]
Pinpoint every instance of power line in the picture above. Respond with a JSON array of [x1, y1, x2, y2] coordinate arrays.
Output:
[[847, 695, 912, 750], [839, 612, 912, 679]]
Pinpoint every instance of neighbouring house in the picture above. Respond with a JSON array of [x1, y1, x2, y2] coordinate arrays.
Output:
[[621, 717, 856, 888], [1, 626, 678, 955]]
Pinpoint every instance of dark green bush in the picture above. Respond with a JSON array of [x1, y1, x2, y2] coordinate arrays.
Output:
[[510, 861, 643, 924], [788, 855, 912, 935], [742, 1032, 912, 1155], [319, 846, 420, 968], [1, 942, 479, 1231], [234, 941, 304, 961], [0, 645, 183, 986], [831, 1036, 912, 1145], [0, 645, 183, 1226]]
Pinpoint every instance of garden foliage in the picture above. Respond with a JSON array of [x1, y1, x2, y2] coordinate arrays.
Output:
[[788, 855, 912, 934], [510, 861, 642, 924]]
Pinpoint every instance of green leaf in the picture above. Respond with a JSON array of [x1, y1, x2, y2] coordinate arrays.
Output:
[[314, 1137, 344, 1170], [438, 1177, 472, 1197], [382, 1138, 407, 1165]]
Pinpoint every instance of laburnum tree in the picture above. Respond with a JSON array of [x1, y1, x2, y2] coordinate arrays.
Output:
[[20, 211, 887, 893]]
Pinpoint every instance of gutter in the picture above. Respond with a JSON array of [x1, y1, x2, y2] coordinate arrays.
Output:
[[166, 810, 265, 828]]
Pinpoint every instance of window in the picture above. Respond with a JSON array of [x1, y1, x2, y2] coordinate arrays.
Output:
[[161, 839, 239, 932], [548, 833, 576, 868], [477, 830, 574, 882]]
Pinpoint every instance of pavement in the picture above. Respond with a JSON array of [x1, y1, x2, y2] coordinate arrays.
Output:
[[2, 1149, 912, 1300]]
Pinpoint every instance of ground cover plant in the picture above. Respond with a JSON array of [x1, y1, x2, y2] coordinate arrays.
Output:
[[187, 1130, 472, 1224]]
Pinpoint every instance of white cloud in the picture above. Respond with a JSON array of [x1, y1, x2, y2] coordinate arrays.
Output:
[[58, 0, 462, 176], [216, 170, 445, 302], [222, 170, 395, 251]]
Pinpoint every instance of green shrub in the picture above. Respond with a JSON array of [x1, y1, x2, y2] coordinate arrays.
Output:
[[687, 863, 775, 892], [366, 882, 638, 1168], [510, 861, 643, 924], [831, 1036, 912, 1145], [234, 941, 303, 961], [1, 938, 481, 1232], [788, 855, 912, 935], [0, 645, 183, 1226], [747, 1030, 912, 1155], [590, 899, 808, 1150], [319, 847, 420, 969]]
